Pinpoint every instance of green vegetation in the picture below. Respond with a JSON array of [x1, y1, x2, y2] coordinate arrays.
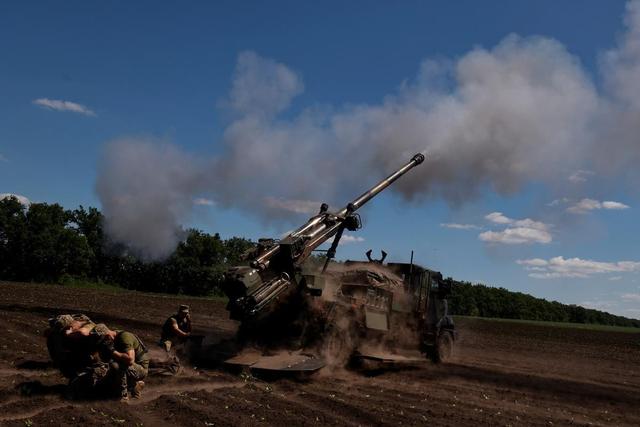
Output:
[[0, 196, 253, 296], [450, 281, 640, 328], [1, 195, 638, 327]]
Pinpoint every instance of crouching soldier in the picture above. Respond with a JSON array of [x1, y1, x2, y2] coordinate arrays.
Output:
[[160, 305, 192, 353], [45, 314, 96, 379], [93, 324, 149, 401], [45, 314, 114, 399]]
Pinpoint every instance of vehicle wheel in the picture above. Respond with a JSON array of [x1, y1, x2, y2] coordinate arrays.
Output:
[[434, 332, 453, 363]]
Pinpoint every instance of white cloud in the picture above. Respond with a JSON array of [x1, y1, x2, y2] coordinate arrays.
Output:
[[609, 276, 623, 281], [602, 201, 630, 210], [193, 198, 215, 206], [341, 234, 365, 244], [547, 197, 571, 207], [621, 293, 640, 302], [567, 198, 601, 213], [33, 98, 96, 116], [263, 197, 322, 215], [0, 193, 30, 206], [485, 212, 512, 224], [568, 169, 594, 183], [440, 223, 480, 230], [481, 213, 552, 244], [519, 256, 640, 279], [512, 218, 548, 230], [517, 258, 548, 267], [479, 227, 552, 244], [567, 198, 630, 214]]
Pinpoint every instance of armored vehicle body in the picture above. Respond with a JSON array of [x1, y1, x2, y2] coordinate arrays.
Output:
[[314, 257, 456, 365]]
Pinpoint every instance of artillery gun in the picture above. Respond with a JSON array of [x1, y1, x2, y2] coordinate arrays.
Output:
[[220, 153, 456, 373]]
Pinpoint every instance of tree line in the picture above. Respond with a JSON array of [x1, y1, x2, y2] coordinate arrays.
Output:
[[449, 280, 640, 328], [1, 195, 638, 327], [0, 196, 252, 296]]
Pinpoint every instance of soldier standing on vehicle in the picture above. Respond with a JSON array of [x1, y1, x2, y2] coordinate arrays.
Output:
[[93, 324, 149, 401], [159, 305, 192, 352]]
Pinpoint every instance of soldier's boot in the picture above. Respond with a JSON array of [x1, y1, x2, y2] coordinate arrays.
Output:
[[130, 380, 145, 399]]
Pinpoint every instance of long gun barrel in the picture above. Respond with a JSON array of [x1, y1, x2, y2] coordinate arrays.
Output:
[[223, 153, 425, 321], [252, 153, 425, 270]]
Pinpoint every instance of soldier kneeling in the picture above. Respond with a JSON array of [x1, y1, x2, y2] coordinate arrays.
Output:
[[93, 324, 149, 401], [160, 305, 192, 353]]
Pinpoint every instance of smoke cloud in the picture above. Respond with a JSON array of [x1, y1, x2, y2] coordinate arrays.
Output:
[[97, 1, 640, 260], [597, 0, 640, 174], [96, 138, 206, 260]]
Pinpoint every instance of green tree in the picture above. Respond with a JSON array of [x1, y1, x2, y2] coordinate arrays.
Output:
[[165, 230, 227, 295], [0, 196, 28, 279], [223, 236, 255, 265], [24, 203, 92, 281], [71, 206, 105, 277]]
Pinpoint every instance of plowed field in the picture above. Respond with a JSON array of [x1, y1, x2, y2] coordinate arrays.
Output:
[[1, 281, 639, 426]]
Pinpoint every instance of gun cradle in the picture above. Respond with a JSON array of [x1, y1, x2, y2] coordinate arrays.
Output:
[[222, 153, 425, 322]]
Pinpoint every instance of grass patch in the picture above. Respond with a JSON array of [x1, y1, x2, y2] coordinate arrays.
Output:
[[455, 315, 640, 333]]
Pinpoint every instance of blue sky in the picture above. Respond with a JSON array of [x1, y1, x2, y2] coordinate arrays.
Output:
[[2, 1, 640, 318]]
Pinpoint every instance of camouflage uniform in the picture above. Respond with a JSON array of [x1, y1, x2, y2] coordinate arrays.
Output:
[[45, 314, 112, 399], [45, 314, 97, 379]]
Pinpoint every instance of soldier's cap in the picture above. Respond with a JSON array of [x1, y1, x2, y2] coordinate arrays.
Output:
[[54, 314, 75, 330], [178, 305, 190, 313], [92, 323, 111, 338]]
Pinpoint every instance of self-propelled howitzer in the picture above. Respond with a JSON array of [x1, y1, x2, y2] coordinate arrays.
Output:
[[221, 153, 425, 323]]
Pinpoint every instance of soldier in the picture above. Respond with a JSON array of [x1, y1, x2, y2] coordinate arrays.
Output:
[[44, 314, 114, 399], [159, 305, 192, 352], [93, 324, 149, 401], [45, 314, 97, 379]]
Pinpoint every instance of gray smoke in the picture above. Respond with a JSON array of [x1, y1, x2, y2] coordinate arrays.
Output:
[[97, 1, 640, 260], [96, 138, 206, 260], [596, 0, 640, 176]]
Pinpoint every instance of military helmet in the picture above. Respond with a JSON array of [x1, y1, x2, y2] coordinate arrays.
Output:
[[178, 304, 190, 314]]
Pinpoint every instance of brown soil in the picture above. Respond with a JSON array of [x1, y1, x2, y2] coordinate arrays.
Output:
[[0, 281, 639, 426]]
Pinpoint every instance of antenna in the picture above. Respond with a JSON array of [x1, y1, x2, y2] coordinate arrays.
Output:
[[409, 250, 414, 283]]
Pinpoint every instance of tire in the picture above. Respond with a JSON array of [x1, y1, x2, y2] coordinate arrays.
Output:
[[433, 332, 453, 364]]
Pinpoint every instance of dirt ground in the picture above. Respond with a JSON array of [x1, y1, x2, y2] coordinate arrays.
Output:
[[0, 281, 638, 426]]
